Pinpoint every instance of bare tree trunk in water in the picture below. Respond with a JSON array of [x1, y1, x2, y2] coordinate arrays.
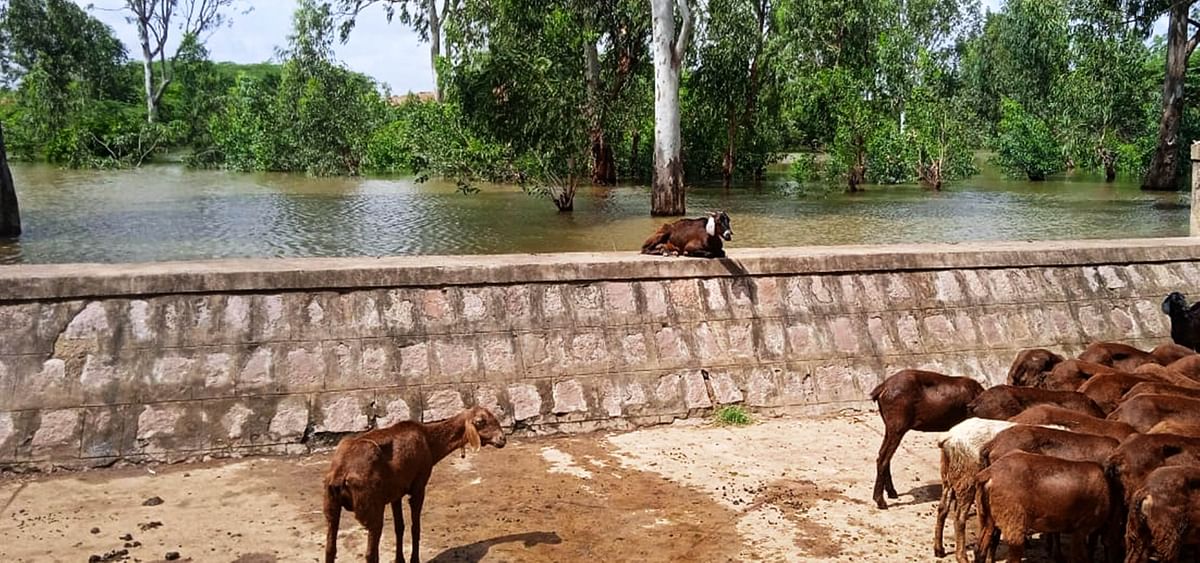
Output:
[[649, 0, 691, 216], [584, 39, 617, 185], [722, 111, 736, 189], [1143, 1, 1199, 191], [0, 123, 21, 238], [630, 129, 641, 178]]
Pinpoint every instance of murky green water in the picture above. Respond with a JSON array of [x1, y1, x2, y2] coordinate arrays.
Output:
[[0, 162, 1190, 264]]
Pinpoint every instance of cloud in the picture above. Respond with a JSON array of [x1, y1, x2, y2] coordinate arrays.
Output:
[[74, 0, 434, 93]]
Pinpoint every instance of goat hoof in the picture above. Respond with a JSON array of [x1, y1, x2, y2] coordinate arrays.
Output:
[[875, 499, 888, 510], [887, 490, 899, 499], [934, 547, 946, 558]]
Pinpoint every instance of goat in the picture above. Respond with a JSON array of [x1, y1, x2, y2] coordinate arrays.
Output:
[[1007, 404, 1136, 442], [1148, 419, 1200, 437], [1133, 362, 1200, 387], [1162, 292, 1200, 352], [869, 369, 984, 509], [1159, 354, 1200, 382], [975, 452, 1113, 563], [1078, 341, 1158, 372], [968, 385, 1104, 420], [1108, 393, 1200, 433], [640, 211, 733, 258], [1103, 433, 1200, 505], [1125, 465, 1200, 563], [323, 406, 507, 563], [1077, 372, 1151, 415], [979, 425, 1119, 467], [1151, 342, 1197, 366], [1007, 348, 1064, 387], [933, 418, 1018, 563], [1041, 359, 1122, 391]]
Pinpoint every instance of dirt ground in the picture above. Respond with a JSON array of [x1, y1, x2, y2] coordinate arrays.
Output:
[[0, 411, 1053, 562]]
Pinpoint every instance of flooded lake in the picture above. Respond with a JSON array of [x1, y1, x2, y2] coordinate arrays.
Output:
[[0, 162, 1190, 264]]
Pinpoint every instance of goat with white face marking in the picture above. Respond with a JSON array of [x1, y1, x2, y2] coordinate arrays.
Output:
[[640, 211, 733, 258]]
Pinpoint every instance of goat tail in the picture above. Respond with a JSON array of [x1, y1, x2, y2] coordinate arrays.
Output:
[[978, 441, 993, 468], [641, 225, 670, 254], [869, 382, 885, 402]]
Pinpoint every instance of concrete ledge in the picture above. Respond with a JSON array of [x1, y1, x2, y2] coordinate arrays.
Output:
[[3, 237, 1200, 301]]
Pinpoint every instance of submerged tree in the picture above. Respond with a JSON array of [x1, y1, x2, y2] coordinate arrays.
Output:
[[649, 0, 692, 215], [0, 122, 20, 238]]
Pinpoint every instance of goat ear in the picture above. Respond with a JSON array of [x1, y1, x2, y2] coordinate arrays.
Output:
[[464, 418, 482, 453]]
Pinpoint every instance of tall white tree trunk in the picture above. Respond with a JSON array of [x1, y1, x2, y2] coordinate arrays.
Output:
[[427, 0, 442, 101], [139, 30, 158, 122], [649, 0, 690, 216]]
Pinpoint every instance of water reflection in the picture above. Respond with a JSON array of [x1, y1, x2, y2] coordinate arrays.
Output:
[[0, 162, 1190, 265]]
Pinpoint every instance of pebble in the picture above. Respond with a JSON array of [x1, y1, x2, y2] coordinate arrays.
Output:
[[142, 497, 164, 507], [165, 551, 180, 560]]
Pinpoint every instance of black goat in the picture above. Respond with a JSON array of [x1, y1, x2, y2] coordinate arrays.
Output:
[[1162, 292, 1200, 351]]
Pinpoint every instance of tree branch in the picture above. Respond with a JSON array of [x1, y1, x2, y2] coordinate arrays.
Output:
[[672, 0, 691, 65]]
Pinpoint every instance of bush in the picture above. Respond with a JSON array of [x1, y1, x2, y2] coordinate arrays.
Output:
[[866, 122, 914, 184], [714, 405, 752, 426], [993, 98, 1061, 181]]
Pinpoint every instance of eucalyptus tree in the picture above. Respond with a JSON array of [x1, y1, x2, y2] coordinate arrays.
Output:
[[1106, 0, 1200, 189], [119, 0, 241, 122], [649, 0, 692, 215]]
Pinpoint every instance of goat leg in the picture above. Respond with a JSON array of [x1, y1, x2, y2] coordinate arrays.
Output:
[[392, 500, 405, 563], [360, 505, 385, 563], [873, 427, 905, 509], [933, 478, 951, 558], [323, 491, 341, 563], [409, 479, 428, 563]]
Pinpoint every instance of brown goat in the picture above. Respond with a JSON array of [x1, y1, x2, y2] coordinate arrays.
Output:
[[1123, 381, 1200, 402], [1159, 354, 1200, 382], [979, 425, 1119, 468], [640, 211, 732, 258], [323, 407, 507, 563], [1125, 465, 1200, 563], [1007, 404, 1136, 442], [1078, 342, 1157, 372], [1132, 363, 1200, 387], [969, 385, 1105, 420], [869, 369, 984, 510], [1148, 419, 1200, 437], [1077, 372, 1151, 415], [1041, 359, 1122, 391], [1007, 348, 1064, 387], [1104, 433, 1200, 504], [1108, 394, 1200, 433], [975, 452, 1113, 563], [1151, 342, 1198, 366]]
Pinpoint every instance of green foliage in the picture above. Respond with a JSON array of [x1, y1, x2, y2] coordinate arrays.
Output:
[[789, 153, 822, 183], [714, 405, 752, 426], [994, 98, 1061, 180], [866, 122, 913, 184]]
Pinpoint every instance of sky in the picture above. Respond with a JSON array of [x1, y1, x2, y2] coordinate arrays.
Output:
[[75, 0, 1155, 95]]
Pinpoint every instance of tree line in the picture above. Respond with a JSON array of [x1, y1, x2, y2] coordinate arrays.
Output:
[[1, 0, 1200, 218]]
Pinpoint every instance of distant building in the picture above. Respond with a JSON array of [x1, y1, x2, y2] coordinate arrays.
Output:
[[388, 91, 437, 105]]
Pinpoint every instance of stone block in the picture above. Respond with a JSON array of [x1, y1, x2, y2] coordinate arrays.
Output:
[[135, 403, 197, 453], [1148, 264, 1186, 291], [1108, 303, 1140, 339], [31, 408, 82, 459], [854, 275, 888, 311], [934, 271, 963, 304], [745, 367, 781, 407], [752, 277, 784, 317], [726, 278, 757, 318], [895, 313, 923, 353], [668, 279, 706, 320], [430, 337, 481, 382], [161, 295, 222, 347], [314, 393, 373, 434], [220, 295, 253, 343], [984, 270, 1021, 304], [952, 310, 980, 350], [780, 366, 818, 404], [1134, 299, 1170, 338], [564, 330, 610, 375], [699, 278, 729, 318], [268, 395, 310, 441], [653, 326, 692, 368], [639, 281, 670, 319], [518, 331, 566, 377], [0, 303, 43, 355], [921, 312, 957, 353], [479, 334, 519, 379], [508, 383, 542, 421], [785, 320, 824, 360], [552, 380, 588, 414], [80, 405, 136, 459], [142, 352, 195, 402], [277, 344, 327, 392], [13, 357, 80, 411], [757, 320, 787, 361], [217, 402, 256, 443], [726, 321, 757, 360], [866, 315, 897, 355], [501, 286, 534, 329], [682, 371, 711, 409], [76, 352, 139, 407], [382, 289, 420, 335], [601, 282, 639, 324], [536, 285, 572, 327], [976, 311, 1006, 349], [460, 287, 496, 325], [692, 322, 726, 363], [654, 373, 682, 406], [397, 339, 431, 380], [1075, 303, 1111, 341], [473, 386, 512, 426], [424, 389, 465, 422], [420, 288, 458, 333], [235, 346, 275, 395], [250, 294, 288, 342], [828, 316, 862, 356], [570, 284, 606, 325], [610, 327, 653, 372], [62, 301, 110, 342], [375, 391, 415, 428]]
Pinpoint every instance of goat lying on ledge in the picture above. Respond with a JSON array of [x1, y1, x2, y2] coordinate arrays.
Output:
[[641, 211, 733, 258], [323, 406, 507, 563]]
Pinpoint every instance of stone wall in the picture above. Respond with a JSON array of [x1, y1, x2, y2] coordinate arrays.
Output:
[[3, 238, 1200, 469]]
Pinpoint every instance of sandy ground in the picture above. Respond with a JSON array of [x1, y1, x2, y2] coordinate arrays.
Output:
[[0, 412, 1053, 562]]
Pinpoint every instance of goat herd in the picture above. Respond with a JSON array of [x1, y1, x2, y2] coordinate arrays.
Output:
[[872, 291, 1200, 562]]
